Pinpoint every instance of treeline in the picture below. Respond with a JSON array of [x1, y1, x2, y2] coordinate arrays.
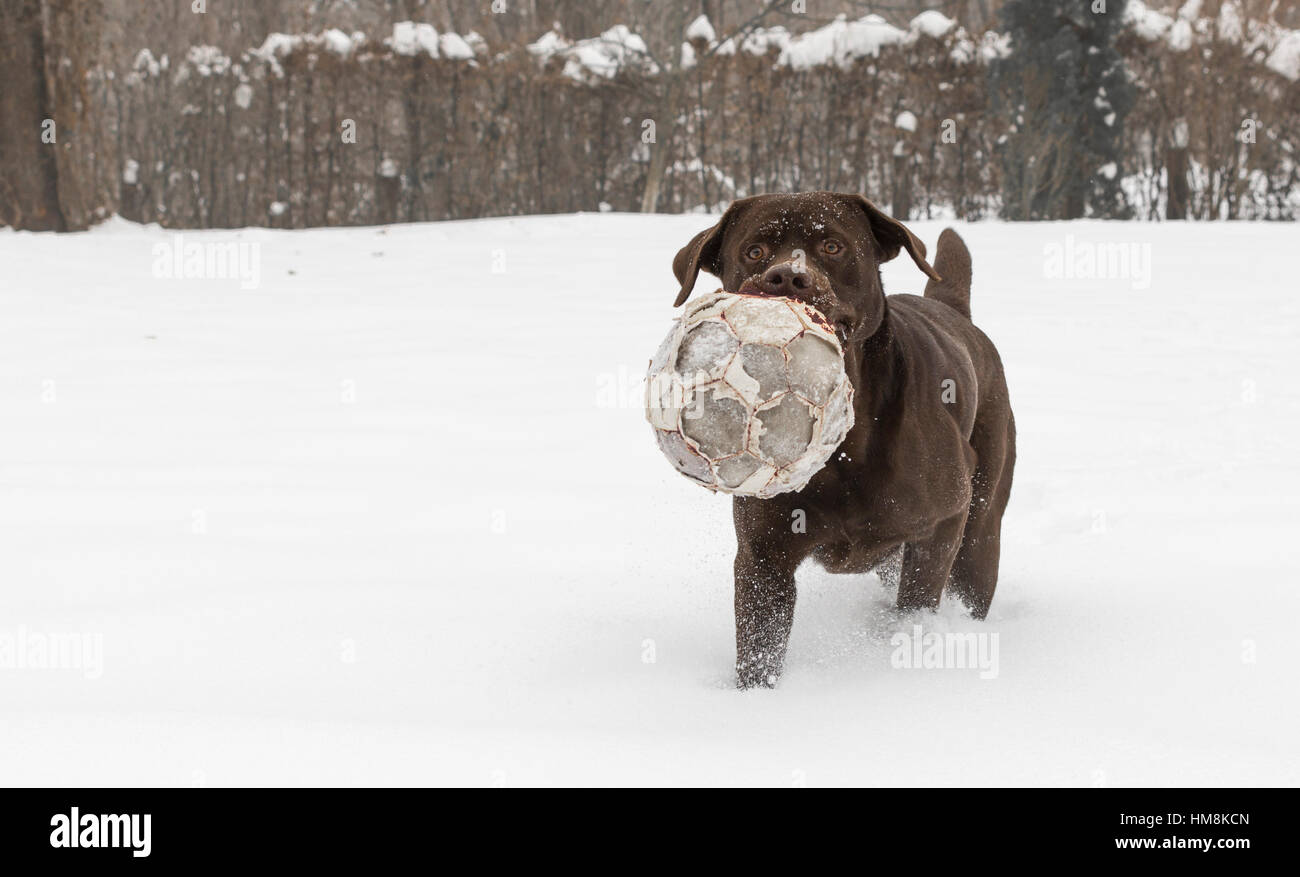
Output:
[[12, 1, 1300, 230], [1120, 1, 1300, 220], [102, 17, 1016, 227]]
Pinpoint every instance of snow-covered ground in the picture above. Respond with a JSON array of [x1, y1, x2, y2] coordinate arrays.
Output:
[[1, 214, 1296, 786]]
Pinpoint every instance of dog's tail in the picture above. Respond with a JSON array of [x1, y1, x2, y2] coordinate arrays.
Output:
[[923, 228, 972, 319]]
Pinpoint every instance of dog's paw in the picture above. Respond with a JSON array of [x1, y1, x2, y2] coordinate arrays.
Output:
[[735, 662, 781, 689]]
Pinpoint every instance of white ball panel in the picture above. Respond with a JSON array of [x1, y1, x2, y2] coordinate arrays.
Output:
[[722, 297, 804, 346]]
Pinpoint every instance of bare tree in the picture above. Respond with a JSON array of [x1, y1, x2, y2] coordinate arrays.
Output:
[[634, 0, 785, 213], [0, 0, 104, 230]]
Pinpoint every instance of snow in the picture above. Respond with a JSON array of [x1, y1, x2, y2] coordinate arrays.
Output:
[[1123, 0, 1299, 78], [679, 41, 696, 70], [895, 110, 918, 132], [1216, 1, 1244, 44], [320, 28, 356, 58], [527, 30, 570, 58], [252, 32, 303, 59], [1172, 117, 1190, 148], [463, 31, 487, 57], [531, 25, 655, 81], [185, 46, 230, 77], [373, 23, 477, 63], [249, 29, 364, 60], [131, 48, 163, 77], [1, 215, 1298, 786], [387, 21, 440, 58], [978, 30, 1012, 63], [439, 32, 475, 61], [249, 33, 302, 76], [1265, 30, 1300, 80], [910, 11, 956, 40], [1125, 1, 1174, 41], [739, 26, 788, 57], [780, 15, 906, 70], [685, 14, 716, 44], [572, 25, 654, 79]]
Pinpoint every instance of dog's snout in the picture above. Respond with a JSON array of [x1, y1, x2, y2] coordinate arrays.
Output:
[[757, 263, 811, 295]]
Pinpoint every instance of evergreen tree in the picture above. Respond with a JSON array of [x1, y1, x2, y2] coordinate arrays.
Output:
[[990, 0, 1135, 220]]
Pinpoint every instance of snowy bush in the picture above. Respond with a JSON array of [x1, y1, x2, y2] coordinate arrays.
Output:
[[78, 4, 1300, 230]]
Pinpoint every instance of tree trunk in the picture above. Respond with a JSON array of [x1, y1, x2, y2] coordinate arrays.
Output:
[[0, 0, 67, 230], [1165, 145, 1189, 220], [891, 137, 914, 220], [640, 73, 686, 214], [640, 1, 692, 214]]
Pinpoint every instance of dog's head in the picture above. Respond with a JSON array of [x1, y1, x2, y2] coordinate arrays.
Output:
[[672, 192, 938, 342]]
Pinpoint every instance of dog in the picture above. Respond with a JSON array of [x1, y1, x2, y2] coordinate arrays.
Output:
[[671, 192, 1015, 689]]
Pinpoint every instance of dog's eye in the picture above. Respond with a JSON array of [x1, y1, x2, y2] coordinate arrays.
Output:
[[822, 240, 844, 255], [744, 244, 767, 262]]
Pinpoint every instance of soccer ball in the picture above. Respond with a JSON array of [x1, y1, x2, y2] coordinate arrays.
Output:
[[645, 290, 855, 498]]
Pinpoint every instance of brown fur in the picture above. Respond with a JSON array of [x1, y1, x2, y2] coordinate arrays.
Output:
[[670, 192, 1015, 689]]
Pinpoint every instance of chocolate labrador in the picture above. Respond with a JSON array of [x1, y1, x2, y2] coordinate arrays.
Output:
[[671, 192, 1015, 688]]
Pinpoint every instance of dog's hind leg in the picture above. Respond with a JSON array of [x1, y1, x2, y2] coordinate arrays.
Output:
[[896, 511, 968, 614], [950, 410, 1016, 619]]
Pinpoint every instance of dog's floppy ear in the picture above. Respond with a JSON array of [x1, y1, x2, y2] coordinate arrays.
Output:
[[851, 195, 941, 282], [671, 198, 750, 307], [672, 226, 721, 307]]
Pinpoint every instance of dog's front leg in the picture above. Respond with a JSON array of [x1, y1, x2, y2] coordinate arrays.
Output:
[[733, 543, 799, 689], [896, 512, 968, 613]]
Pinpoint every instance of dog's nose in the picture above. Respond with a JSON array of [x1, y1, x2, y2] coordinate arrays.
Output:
[[755, 263, 811, 296]]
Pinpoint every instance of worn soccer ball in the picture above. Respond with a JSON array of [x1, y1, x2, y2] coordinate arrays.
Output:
[[645, 290, 855, 498]]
